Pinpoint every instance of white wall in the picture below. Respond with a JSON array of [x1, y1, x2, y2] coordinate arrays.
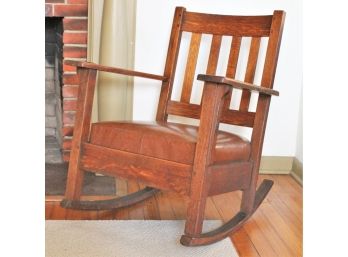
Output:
[[133, 0, 302, 157], [296, 89, 303, 163]]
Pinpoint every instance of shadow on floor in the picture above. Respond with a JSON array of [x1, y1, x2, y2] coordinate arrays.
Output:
[[45, 163, 116, 196]]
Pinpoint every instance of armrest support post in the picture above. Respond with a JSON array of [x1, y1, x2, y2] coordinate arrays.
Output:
[[185, 81, 229, 234]]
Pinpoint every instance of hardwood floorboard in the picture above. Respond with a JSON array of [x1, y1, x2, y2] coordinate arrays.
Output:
[[270, 174, 302, 194], [45, 202, 54, 220], [212, 191, 261, 257], [143, 195, 161, 220], [243, 217, 279, 257], [204, 197, 221, 219], [155, 191, 176, 220], [230, 229, 261, 257], [113, 178, 129, 219], [113, 206, 129, 220], [45, 175, 303, 257], [261, 202, 302, 256], [167, 191, 188, 219], [50, 202, 67, 220], [138, 182, 161, 220], [127, 180, 145, 219], [265, 175, 303, 222], [254, 206, 295, 257]]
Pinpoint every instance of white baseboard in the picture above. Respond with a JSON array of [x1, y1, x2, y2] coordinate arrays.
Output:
[[259, 156, 303, 185]]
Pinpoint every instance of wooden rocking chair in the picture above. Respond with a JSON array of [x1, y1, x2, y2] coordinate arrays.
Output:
[[61, 7, 285, 246]]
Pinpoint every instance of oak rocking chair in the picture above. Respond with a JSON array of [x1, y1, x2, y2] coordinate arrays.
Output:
[[61, 7, 286, 246]]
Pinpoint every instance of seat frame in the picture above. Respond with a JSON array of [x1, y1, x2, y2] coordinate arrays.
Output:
[[60, 7, 286, 246]]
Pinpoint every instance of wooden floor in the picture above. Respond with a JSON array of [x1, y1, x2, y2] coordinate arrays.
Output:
[[46, 174, 302, 257]]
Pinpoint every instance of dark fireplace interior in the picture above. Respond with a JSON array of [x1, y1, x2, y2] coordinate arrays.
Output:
[[45, 17, 63, 163]]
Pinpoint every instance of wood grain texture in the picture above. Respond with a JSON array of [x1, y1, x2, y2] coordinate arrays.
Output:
[[197, 75, 279, 96], [64, 60, 167, 81], [80, 143, 192, 195], [240, 37, 261, 111], [208, 162, 252, 196], [156, 7, 185, 121], [184, 82, 228, 237], [182, 12, 273, 36], [64, 68, 97, 200], [224, 36, 242, 110], [167, 100, 255, 127], [241, 10, 286, 214], [180, 33, 202, 103], [59, 7, 286, 247], [206, 35, 222, 75]]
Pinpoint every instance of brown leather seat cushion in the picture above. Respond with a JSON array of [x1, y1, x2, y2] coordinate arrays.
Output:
[[89, 121, 251, 165]]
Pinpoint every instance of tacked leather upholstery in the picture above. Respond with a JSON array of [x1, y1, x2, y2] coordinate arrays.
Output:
[[89, 121, 251, 165]]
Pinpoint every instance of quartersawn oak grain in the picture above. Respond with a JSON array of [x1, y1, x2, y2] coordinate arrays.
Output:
[[61, 6, 286, 247]]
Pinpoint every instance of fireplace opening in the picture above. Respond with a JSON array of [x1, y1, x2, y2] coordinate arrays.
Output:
[[45, 17, 63, 163]]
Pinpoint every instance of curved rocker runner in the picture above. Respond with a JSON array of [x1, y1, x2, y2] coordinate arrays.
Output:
[[180, 179, 274, 246], [61, 187, 159, 210]]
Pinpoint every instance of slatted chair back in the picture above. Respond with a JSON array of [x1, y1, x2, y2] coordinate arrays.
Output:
[[156, 7, 285, 131]]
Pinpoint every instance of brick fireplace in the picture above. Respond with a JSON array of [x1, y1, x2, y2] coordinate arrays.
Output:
[[45, 0, 88, 163]]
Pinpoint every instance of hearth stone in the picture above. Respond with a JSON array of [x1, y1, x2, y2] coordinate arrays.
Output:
[[45, 163, 116, 196], [46, 136, 63, 163]]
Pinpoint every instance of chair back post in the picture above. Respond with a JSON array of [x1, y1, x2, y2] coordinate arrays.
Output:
[[242, 10, 286, 213], [156, 7, 185, 122]]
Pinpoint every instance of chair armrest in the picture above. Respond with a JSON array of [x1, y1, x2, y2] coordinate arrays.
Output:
[[65, 60, 168, 82], [197, 74, 279, 96]]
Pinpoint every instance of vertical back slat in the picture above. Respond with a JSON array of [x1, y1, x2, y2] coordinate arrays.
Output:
[[206, 35, 222, 75], [223, 36, 242, 110], [200, 35, 222, 105], [239, 37, 261, 112], [180, 33, 202, 103], [156, 7, 185, 121]]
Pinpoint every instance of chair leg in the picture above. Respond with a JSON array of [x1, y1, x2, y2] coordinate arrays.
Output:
[[64, 160, 85, 201], [64, 141, 86, 201], [241, 164, 259, 214], [180, 197, 207, 245], [180, 179, 273, 246]]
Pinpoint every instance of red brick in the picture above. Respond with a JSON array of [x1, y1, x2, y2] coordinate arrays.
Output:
[[54, 4, 88, 17], [63, 46, 87, 58], [63, 63, 77, 72], [63, 18, 88, 30], [67, 0, 88, 4], [45, 4, 53, 16], [63, 99, 77, 111], [62, 139, 72, 150], [62, 126, 74, 137], [63, 73, 79, 84], [63, 111, 76, 125], [63, 85, 79, 97], [63, 32, 87, 44]]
